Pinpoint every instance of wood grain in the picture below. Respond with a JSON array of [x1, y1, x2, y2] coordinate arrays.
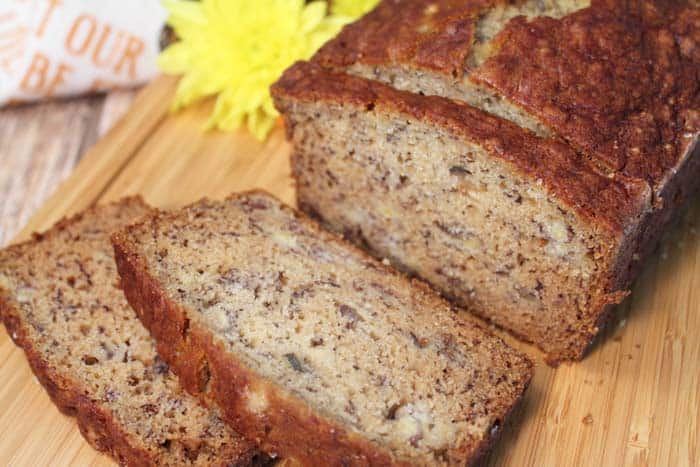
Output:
[[0, 89, 138, 247], [0, 77, 698, 466]]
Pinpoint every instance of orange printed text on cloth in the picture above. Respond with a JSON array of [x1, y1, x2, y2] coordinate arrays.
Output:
[[1, 0, 166, 105]]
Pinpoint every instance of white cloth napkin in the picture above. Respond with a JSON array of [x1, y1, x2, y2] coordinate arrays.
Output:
[[0, 0, 167, 106]]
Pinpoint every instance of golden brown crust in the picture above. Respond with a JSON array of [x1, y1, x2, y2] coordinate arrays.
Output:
[[473, 0, 700, 190], [271, 61, 650, 236], [315, 0, 497, 74], [112, 189, 533, 466]]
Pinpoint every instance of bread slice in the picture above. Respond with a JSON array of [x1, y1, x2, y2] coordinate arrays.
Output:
[[0, 198, 262, 466], [272, 0, 700, 363], [112, 191, 533, 466], [272, 61, 661, 363]]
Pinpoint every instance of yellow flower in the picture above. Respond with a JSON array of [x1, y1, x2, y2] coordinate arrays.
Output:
[[331, 0, 380, 18], [159, 0, 347, 140]]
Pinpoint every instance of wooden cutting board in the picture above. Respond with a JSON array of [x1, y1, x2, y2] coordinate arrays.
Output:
[[0, 75, 698, 466]]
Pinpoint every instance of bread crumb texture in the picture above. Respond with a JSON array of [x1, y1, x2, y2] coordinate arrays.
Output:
[[116, 192, 532, 465], [273, 0, 700, 362], [0, 199, 259, 466]]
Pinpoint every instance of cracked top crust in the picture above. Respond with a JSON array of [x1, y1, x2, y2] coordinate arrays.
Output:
[[314, 0, 700, 192], [473, 0, 700, 189], [315, 0, 496, 74]]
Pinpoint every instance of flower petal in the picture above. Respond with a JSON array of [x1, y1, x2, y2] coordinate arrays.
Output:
[[158, 0, 363, 140]]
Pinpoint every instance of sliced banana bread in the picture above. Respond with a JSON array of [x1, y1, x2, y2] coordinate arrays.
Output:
[[0, 198, 261, 466], [315, 0, 699, 192], [112, 191, 533, 466], [272, 61, 658, 363], [273, 0, 700, 363]]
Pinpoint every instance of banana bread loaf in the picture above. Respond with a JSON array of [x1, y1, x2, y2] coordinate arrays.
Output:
[[112, 191, 533, 466], [0, 198, 261, 466], [272, 0, 700, 363]]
